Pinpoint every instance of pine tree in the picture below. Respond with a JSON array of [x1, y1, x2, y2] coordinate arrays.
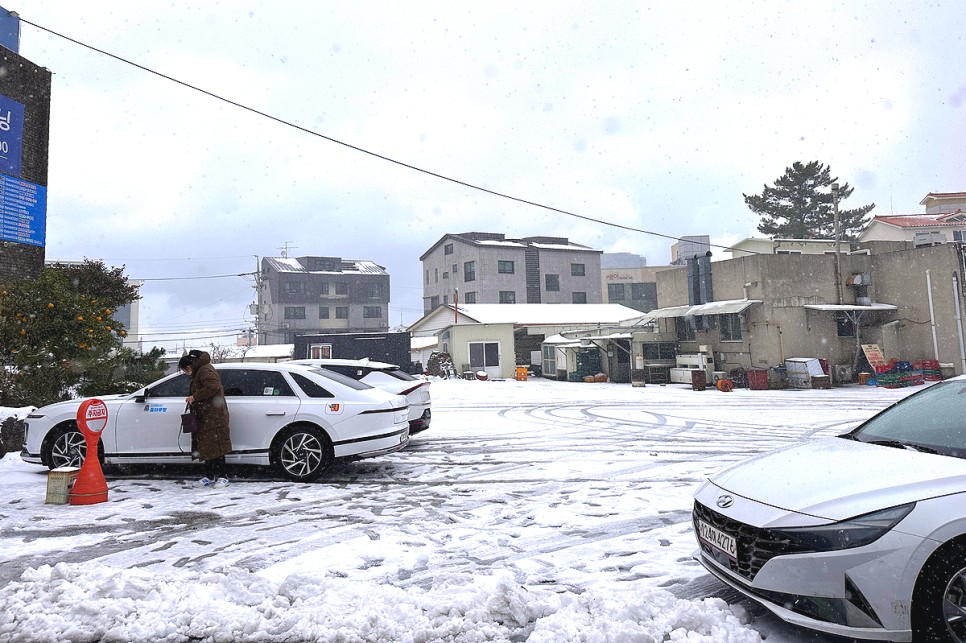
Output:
[[743, 161, 875, 241]]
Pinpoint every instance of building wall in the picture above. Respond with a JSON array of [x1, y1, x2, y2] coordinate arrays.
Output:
[[440, 323, 516, 379], [421, 234, 602, 312], [601, 265, 668, 312]]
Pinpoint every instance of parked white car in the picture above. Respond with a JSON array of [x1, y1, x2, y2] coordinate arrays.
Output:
[[288, 359, 431, 433], [693, 377, 966, 641], [21, 363, 410, 482]]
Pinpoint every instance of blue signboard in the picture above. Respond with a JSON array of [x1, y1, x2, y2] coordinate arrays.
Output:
[[0, 93, 23, 177], [0, 174, 46, 246], [0, 8, 19, 53]]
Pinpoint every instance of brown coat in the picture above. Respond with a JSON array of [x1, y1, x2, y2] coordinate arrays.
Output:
[[187, 351, 232, 461]]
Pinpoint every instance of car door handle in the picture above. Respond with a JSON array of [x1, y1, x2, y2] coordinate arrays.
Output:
[[265, 411, 287, 416]]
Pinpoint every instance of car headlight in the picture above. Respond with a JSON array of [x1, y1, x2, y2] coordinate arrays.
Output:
[[771, 503, 915, 552]]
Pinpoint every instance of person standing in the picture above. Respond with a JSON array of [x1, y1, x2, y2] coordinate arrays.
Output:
[[179, 349, 232, 488]]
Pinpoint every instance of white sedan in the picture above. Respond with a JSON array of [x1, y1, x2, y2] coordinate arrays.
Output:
[[21, 363, 410, 482], [288, 359, 431, 433], [693, 377, 966, 642]]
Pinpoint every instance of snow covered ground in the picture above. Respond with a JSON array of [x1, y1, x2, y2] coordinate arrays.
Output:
[[0, 377, 917, 642]]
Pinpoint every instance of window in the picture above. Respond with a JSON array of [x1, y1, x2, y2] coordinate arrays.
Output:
[[642, 342, 676, 360], [444, 243, 454, 255], [469, 341, 500, 368], [631, 283, 646, 300], [284, 282, 305, 294], [318, 306, 329, 319], [443, 294, 448, 304], [309, 344, 332, 359], [284, 306, 306, 319], [464, 291, 476, 303], [290, 372, 334, 398], [443, 271, 449, 279], [425, 270, 429, 285], [219, 369, 295, 397], [335, 282, 348, 295], [607, 283, 626, 300], [541, 344, 556, 376], [364, 283, 383, 299], [499, 290, 516, 304], [498, 260, 514, 274], [571, 263, 585, 276], [955, 230, 966, 242], [452, 264, 458, 273], [676, 317, 695, 342], [336, 306, 349, 319], [464, 261, 476, 282], [545, 274, 559, 291], [429, 296, 439, 309], [363, 306, 381, 318], [320, 282, 329, 295], [720, 313, 742, 341], [572, 292, 587, 304], [434, 268, 438, 283], [836, 314, 855, 337], [146, 373, 190, 398]]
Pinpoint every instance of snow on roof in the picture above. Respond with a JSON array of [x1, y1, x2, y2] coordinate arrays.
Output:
[[263, 257, 387, 275], [446, 303, 643, 326], [528, 242, 601, 252], [475, 240, 527, 248], [411, 336, 438, 350]]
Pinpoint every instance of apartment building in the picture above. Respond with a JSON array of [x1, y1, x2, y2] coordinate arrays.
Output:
[[419, 232, 602, 313], [257, 256, 389, 345]]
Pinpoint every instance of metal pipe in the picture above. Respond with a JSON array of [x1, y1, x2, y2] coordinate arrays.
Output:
[[831, 183, 844, 305], [953, 274, 966, 373], [926, 270, 940, 361]]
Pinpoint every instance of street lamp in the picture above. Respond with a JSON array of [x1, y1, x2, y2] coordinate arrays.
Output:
[[831, 182, 843, 304]]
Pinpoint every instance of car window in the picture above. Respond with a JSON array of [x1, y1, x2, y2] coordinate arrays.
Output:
[[218, 369, 295, 397], [290, 372, 334, 398], [852, 380, 966, 457], [145, 373, 190, 398], [317, 364, 366, 380], [387, 369, 417, 382], [305, 367, 373, 391]]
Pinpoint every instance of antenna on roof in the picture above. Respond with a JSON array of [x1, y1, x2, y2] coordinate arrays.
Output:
[[279, 242, 297, 258]]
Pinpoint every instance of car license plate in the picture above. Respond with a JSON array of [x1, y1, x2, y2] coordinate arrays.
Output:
[[697, 519, 737, 559]]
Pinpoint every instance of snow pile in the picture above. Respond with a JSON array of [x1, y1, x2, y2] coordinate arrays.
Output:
[[0, 562, 761, 642]]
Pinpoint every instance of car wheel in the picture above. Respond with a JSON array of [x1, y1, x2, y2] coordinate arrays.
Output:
[[270, 425, 333, 482], [43, 424, 103, 469], [913, 541, 966, 642]]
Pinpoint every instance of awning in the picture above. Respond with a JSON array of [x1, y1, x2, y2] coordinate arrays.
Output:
[[687, 299, 762, 316], [804, 303, 897, 312], [624, 299, 761, 325]]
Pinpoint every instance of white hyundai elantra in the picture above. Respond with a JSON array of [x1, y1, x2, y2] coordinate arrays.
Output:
[[21, 363, 410, 482], [693, 377, 966, 642]]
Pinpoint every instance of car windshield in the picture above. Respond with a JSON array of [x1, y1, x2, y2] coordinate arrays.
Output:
[[847, 380, 966, 458]]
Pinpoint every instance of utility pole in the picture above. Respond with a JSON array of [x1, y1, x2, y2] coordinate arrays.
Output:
[[831, 183, 844, 305]]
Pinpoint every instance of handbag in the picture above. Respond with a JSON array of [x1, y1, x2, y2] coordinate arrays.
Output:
[[181, 403, 198, 434]]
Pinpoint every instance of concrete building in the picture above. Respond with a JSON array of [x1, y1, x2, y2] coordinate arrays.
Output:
[[257, 256, 390, 345], [419, 232, 602, 313], [726, 237, 839, 258], [600, 252, 671, 313], [558, 243, 966, 385], [670, 235, 712, 265]]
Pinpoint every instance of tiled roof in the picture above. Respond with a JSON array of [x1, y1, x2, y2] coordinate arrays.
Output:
[[869, 213, 966, 228]]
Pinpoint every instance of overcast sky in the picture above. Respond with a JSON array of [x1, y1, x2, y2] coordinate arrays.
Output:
[[9, 1, 966, 352]]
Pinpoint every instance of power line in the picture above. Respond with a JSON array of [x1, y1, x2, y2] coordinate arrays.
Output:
[[19, 16, 751, 256], [136, 271, 256, 282]]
